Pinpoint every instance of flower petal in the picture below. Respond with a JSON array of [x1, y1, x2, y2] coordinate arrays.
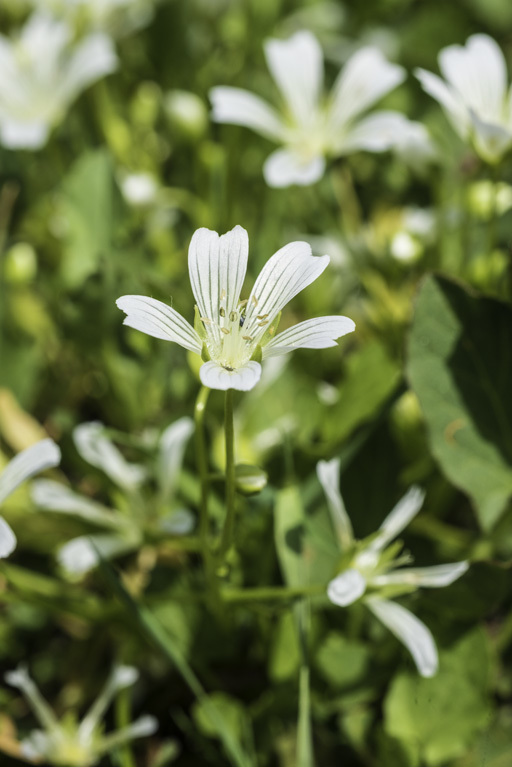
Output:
[[159, 508, 195, 535], [0, 439, 61, 505], [329, 46, 405, 130], [158, 417, 194, 501], [469, 109, 512, 163], [316, 458, 354, 549], [415, 68, 469, 139], [188, 226, 248, 333], [327, 569, 367, 606], [370, 486, 425, 552], [57, 534, 136, 575], [264, 316, 355, 358], [366, 597, 438, 677], [0, 516, 16, 558], [199, 360, 262, 391], [372, 561, 469, 589], [209, 86, 285, 141], [116, 295, 202, 354], [439, 34, 507, 122], [32, 479, 123, 530], [264, 31, 323, 126], [263, 148, 325, 187], [243, 242, 329, 343], [62, 33, 117, 100], [336, 111, 418, 154], [73, 422, 147, 491], [0, 120, 50, 150]]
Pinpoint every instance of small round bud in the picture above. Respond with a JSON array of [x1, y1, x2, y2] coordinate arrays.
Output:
[[234, 464, 267, 496]]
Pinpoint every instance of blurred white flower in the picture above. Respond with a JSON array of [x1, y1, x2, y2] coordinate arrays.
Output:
[[210, 31, 426, 187], [0, 13, 117, 150], [416, 34, 512, 164], [117, 225, 355, 392], [5, 664, 157, 767], [120, 172, 159, 207], [32, 419, 194, 575], [0, 439, 60, 558], [317, 459, 469, 677], [31, 0, 155, 36]]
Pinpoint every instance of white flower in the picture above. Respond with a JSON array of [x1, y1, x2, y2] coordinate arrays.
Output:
[[32, 419, 194, 575], [317, 458, 469, 677], [117, 225, 355, 392], [5, 664, 157, 767], [0, 438, 61, 559], [416, 34, 512, 164], [29, 0, 155, 36], [120, 172, 159, 207], [0, 12, 117, 150], [209, 31, 425, 187]]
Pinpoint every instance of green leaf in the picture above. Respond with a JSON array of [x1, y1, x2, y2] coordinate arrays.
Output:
[[268, 611, 301, 682], [408, 275, 512, 529], [384, 628, 492, 765], [315, 633, 370, 689]]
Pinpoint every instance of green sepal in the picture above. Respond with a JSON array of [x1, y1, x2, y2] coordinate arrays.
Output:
[[194, 304, 207, 341], [200, 343, 211, 363], [259, 311, 281, 348], [250, 345, 262, 363]]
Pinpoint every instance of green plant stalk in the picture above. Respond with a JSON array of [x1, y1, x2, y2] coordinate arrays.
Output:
[[194, 385, 211, 557], [218, 388, 236, 563], [222, 584, 325, 603], [114, 688, 136, 767]]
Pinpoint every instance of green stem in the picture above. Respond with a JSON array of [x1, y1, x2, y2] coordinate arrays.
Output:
[[222, 584, 325, 603], [218, 388, 236, 564], [194, 386, 211, 558]]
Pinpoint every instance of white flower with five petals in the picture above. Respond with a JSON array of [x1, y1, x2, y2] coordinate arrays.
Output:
[[116, 225, 355, 392], [0, 438, 61, 559], [0, 13, 117, 150], [416, 34, 512, 164], [317, 458, 469, 677], [210, 31, 425, 187]]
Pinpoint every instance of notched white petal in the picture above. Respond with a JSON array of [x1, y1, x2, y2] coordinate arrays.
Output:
[[0, 439, 61, 505], [327, 569, 367, 607], [199, 361, 262, 391], [366, 597, 438, 677], [264, 316, 355, 358], [116, 295, 202, 354], [372, 485, 425, 551], [32, 479, 122, 529], [210, 86, 285, 141], [158, 417, 194, 500], [0, 516, 16, 558], [263, 148, 325, 188], [316, 458, 354, 549], [373, 561, 469, 589], [74, 422, 147, 491]]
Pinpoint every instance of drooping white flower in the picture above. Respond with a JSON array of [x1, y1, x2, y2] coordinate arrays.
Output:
[[210, 31, 427, 187], [5, 664, 157, 767], [317, 458, 469, 677], [32, 419, 194, 575], [117, 225, 355, 392], [0, 438, 61, 559], [0, 12, 117, 150], [416, 34, 512, 164]]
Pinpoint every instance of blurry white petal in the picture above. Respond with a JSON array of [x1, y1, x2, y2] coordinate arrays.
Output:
[[327, 569, 367, 606], [80, 664, 139, 741], [210, 86, 285, 141], [199, 361, 261, 391], [0, 439, 61, 505], [158, 417, 194, 500], [74, 422, 147, 491], [116, 295, 201, 354], [264, 316, 355, 358], [159, 508, 195, 535], [329, 46, 405, 129], [439, 34, 506, 122], [57, 534, 135, 575], [5, 665, 59, 730], [372, 561, 469, 588], [338, 111, 415, 153], [366, 597, 438, 677], [371, 486, 425, 552], [32, 479, 123, 529], [62, 33, 117, 98], [470, 110, 512, 163], [316, 458, 354, 549], [188, 226, 248, 333], [98, 715, 158, 753], [0, 121, 50, 150], [0, 516, 16, 558], [263, 148, 325, 187], [264, 31, 323, 125], [415, 68, 469, 138], [243, 242, 329, 343]]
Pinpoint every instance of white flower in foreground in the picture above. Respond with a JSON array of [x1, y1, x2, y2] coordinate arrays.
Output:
[[0, 12, 117, 150], [117, 225, 355, 391], [416, 34, 512, 164], [317, 459, 469, 677], [210, 31, 424, 187], [0, 438, 61, 559], [5, 664, 157, 767], [32, 419, 194, 575]]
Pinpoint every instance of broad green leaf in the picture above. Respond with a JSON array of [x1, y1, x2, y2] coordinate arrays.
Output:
[[408, 275, 512, 529], [315, 633, 370, 689], [384, 628, 492, 765]]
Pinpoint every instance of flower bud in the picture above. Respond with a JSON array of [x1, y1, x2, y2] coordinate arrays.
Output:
[[234, 464, 267, 496]]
